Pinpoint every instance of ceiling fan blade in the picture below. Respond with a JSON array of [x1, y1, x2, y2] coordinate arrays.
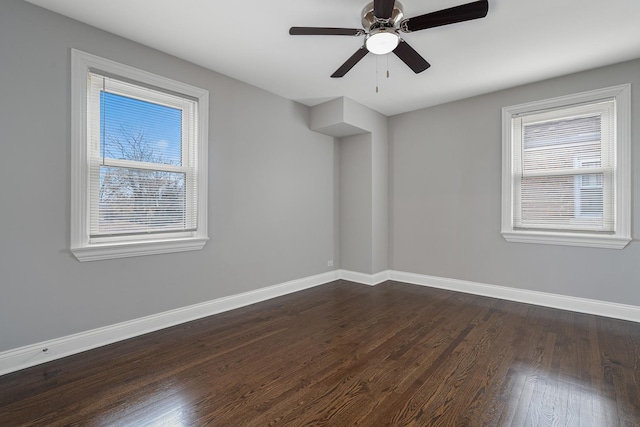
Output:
[[401, 0, 488, 33], [289, 27, 363, 36], [374, 0, 396, 19], [331, 47, 369, 78], [393, 40, 431, 73]]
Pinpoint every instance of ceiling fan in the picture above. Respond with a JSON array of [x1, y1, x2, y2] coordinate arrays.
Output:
[[289, 0, 489, 78]]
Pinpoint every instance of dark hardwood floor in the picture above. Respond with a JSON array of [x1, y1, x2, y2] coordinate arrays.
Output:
[[1, 280, 639, 426]]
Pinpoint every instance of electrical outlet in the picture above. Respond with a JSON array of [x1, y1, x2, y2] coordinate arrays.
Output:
[[327, 260, 334, 267]]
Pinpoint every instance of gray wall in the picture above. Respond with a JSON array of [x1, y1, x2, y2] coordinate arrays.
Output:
[[389, 58, 640, 306], [340, 133, 373, 273], [0, 0, 336, 352], [338, 98, 389, 274], [310, 97, 388, 275]]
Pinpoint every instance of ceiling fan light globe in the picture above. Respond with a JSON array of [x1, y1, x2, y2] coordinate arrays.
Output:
[[366, 30, 399, 55]]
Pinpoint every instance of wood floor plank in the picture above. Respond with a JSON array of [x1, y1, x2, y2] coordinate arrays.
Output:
[[1, 280, 639, 426]]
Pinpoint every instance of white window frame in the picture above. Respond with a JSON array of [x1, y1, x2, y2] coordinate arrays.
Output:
[[501, 84, 631, 249], [71, 49, 209, 261]]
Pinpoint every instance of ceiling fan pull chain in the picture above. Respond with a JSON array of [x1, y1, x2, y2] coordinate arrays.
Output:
[[376, 55, 379, 93], [387, 54, 390, 78]]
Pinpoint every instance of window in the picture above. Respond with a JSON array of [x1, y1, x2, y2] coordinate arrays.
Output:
[[71, 50, 209, 261], [501, 85, 631, 249]]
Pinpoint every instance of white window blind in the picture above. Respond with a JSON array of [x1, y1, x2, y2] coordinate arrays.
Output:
[[512, 100, 615, 233], [87, 72, 199, 238]]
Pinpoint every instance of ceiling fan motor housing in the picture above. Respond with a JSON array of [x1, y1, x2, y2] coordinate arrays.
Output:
[[362, 1, 404, 55]]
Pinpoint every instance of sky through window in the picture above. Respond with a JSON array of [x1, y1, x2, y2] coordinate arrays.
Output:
[[100, 92, 183, 165]]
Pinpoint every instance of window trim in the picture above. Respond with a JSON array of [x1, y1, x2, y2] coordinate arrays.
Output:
[[71, 49, 209, 261], [501, 84, 631, 249]]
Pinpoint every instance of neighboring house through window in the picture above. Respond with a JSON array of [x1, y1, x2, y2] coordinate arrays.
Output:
[[71, 50, 209, 261], [501, 84, 631, 249], [574, 157, 603, 220]]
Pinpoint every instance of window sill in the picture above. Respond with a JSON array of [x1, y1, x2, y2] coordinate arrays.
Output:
[[501, 230, 631, 249], [71, 237, 209, 262]]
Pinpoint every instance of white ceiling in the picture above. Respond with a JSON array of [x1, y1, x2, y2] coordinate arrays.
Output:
[[25, 0, 640, 116]]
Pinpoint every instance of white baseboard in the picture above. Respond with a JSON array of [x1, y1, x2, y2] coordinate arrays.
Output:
[[3, 268, 639, 377], [338, 269, 389, 286], [0, 270, 339, 377], [388, 270, 640, 324]]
